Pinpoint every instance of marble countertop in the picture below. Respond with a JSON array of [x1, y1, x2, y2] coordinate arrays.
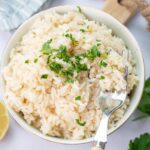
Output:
[[0, 0, 150, 150]]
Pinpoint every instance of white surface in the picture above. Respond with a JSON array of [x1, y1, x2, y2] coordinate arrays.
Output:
[[0, 0, 150, 149]]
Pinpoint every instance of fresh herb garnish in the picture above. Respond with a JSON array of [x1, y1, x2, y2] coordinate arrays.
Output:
[[128, 133, 150, 150], [103, 52, 108, 59], [25, 60, 29, 64], [96, 40, 101, 46], [96, 39, 101, 42], [40, 39, 53, 55], [65, 78, 74, 83], [34, 58, 38, 63], [75, 96, 81, 100], [75, 55, 82, 63], [40, 39, 101, 83], [56, 45, 70, 62], [76, 119, 86, 126], [77, 6, 82, 13], [41, 74, 48, 79], [80, 29, 86, 32], [75, 63, 88, 73], [135, 78, 150, 120], [99, 60, 107, 67], [86, 45, 100, 61], [64, 33, 78, 46], [100, 75, 105, 80], [49, 62, 63, 74]]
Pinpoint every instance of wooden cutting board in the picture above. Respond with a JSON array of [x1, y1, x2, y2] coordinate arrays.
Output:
[[102, 0, 137, 24]]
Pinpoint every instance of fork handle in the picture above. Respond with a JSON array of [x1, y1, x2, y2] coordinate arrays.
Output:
[[91, 146, 104, 150], [92, 113, 109, 150]]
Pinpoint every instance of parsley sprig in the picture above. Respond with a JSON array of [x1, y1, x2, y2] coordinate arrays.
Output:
[[135, 78, 150, 120], [129, 133, 150, 150]]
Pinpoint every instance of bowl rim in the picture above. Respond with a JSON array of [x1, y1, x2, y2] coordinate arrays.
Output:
[[0, 5, 145, 145]]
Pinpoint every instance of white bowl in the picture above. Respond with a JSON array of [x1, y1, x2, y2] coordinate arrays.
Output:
[[0, 5, 145, 144]]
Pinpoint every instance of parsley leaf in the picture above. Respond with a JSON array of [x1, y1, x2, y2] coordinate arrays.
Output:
[[64, 33, 78, 45], [77, 6, 82, 13], [86, 45, 100, 61], [40, 39, 53, 55], [75, 96, 81, 100], [34, 58, 38, 63], [25, 60, 29, 64], [103, 52, 109, 59], [41, 74, 48, 79], [76, 119, 86, 126], [65, 78, 74, 83], [129, 133, 150, 150], [75, 63, 88, 73], [49, 62, 63, 74], [80, 29, 86, 32], [137, 78, 150, 117], [96, 39, 101, 46], [99, 60, 107, 67], [100, 75, 105, 80], [56, 45, 70, 62]]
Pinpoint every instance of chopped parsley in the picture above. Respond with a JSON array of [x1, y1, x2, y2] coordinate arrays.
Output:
[[75, 96, 81, 100], [56, 45, 70, 62], [40, 39, 53, 55], [86, 45, 100, 61], [75, 63, 88, 73], [49, 62, 63, 74], [77, 6, 82, 13], [76, 119, 86, 126], [103, 52, 108, 59], [100, 75, 105, 80], [96, 39, 101, 42], [40, 39, 102, 83], [99, 60, 107, 67], [63, 33, 78, 45], [41, 74, 48, 79], [34, 58, 38, 63], [80, 29, 86, 32], [25, 60, 29, 64], [75, 55, 82, 63], [65, 78, 74, 83], [96, 39, 101, 46]]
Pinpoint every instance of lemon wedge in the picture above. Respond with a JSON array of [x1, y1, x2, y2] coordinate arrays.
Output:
[[0, 102, 9, 140]]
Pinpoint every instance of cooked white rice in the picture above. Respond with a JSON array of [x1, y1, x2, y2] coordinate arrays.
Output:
[[3, 9, 138, 140]]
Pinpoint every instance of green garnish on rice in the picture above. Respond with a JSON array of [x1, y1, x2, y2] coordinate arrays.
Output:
[[24, 59, 29, 64], [40, 39, 101, 83], [75, 96, 81, 100], [76, 119, 86, 126], [99, 76, 105, 80], [80, 29, 86, 32], [41, 74, 48, 79], [99, 60, 107, 67], [34, 58, 38, 63]]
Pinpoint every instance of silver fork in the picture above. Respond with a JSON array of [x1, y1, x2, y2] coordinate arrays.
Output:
[[91, 65, 128, 150]]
